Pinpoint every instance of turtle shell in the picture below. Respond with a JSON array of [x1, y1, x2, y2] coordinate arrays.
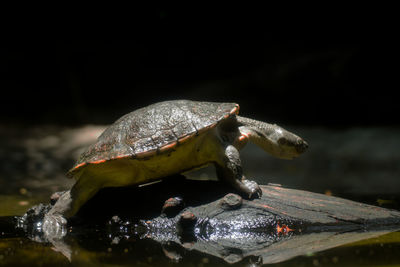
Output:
[[68, 100, 239, 177]]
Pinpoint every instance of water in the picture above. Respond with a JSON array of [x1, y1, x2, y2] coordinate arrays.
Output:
[[1, 213, 400, 266], [1, 125, 400, 266]]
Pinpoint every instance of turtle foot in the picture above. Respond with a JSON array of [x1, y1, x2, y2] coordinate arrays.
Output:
[[242, 179, 262, 199]]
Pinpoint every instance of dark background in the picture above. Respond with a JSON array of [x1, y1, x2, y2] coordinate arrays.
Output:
[[1, 13, 398, 127]]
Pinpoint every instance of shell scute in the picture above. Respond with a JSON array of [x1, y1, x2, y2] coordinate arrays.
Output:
[[172, 121, 197, 138], [151, 129, 177, 148], [129, 136, 157, 155]]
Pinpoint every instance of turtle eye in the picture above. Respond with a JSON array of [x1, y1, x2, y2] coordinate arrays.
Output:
[[278, 137, 287, 146]]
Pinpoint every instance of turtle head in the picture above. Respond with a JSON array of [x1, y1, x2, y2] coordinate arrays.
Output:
[[238, 117, 308, 159], [271, 126, 308, 159], [253, 125, 308, 159]]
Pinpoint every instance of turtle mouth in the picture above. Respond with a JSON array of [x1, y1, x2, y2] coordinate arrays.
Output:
[[277, 139, 308, 159]]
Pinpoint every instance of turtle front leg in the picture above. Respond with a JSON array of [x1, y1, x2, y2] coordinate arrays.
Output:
[[215, 144, 262, 199]]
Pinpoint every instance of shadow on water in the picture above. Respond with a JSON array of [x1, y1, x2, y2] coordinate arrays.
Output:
[[1, 126, 400, 266]]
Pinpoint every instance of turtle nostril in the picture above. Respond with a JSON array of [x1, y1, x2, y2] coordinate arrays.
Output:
[[296, 139, 308, 153], [303, 140, 309, 149]]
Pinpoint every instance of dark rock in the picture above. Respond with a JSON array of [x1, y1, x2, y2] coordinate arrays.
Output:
[[219, 193, 242, 210]]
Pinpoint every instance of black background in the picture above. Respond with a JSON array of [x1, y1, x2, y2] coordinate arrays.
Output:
[[1, 10, 398, 127]]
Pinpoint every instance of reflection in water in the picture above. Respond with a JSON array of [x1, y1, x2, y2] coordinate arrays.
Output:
[[1, 182, 400, 266], [1, 215, 400, 266]]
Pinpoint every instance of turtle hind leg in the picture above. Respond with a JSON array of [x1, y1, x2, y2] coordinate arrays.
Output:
[[42, 176, 103, 239], [47, 175, 102, 220], [215, 144, 262, 199]]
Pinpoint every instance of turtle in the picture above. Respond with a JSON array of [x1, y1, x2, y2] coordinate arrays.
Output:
[[46, 100, 308, 225]]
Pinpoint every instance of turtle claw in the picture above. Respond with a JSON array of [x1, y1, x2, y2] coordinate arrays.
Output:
[[50, 191, 68, 205], [242, 179, 262, 199]]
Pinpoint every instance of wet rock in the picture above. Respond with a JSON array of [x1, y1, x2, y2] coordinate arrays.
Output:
[[161, 196, 184, 217], [219, 193, 242, 210]]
